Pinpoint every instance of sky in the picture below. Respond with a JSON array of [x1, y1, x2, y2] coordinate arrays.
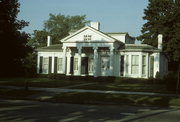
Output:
[[18, 0, 148, 40]]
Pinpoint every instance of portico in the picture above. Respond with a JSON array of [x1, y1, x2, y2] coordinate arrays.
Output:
[[62, 41, 116, 77]]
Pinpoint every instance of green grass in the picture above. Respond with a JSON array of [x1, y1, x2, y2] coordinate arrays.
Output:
[[0, 77, 177, 94], [70, 82, 170, 94], [0, 88, 41, 98], [49, 92, 180, 107], [0, 77, 92, 88]]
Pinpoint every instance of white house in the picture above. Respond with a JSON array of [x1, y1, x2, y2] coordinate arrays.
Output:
[[37, 22, 168, 78]]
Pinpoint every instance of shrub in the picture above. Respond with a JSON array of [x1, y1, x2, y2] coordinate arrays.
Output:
[[163, 71, 178, 91]]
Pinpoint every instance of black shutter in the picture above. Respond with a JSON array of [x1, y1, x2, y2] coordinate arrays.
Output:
[[48, 57, 52, 74], [39, 56, 43, 73], [120, 56, 124, 76], [70, 57, 74, 74], [150, 56, 154, 77], [54, 57, 57, 73]]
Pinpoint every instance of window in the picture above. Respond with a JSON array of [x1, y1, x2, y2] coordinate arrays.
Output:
[[125, 55, 129, 74], [84, 35, 91, 40], [57, 58, 63, 71], [131, 55, 139, 74], [43, 57, 48, 73], [88, 58, 94, 73], [142, 56, 146, 75], [74, 58, 78, 70], [101, 57, 110, 70]]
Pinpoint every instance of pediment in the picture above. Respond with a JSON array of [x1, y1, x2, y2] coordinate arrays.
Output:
[[61, 26, 116, 43]]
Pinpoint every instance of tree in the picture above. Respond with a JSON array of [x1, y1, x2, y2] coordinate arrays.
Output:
[[30, 14, 88, 47], [0, 0, 32, 76], [137, 0, 180, 70], [28, 30, 48, 48]]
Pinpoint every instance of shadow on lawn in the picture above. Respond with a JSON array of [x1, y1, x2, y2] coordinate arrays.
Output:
[[0, 99, 173, 122], [46, 92, 174, 107]]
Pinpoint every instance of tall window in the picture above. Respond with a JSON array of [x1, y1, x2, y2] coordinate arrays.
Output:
[[131, 55, 139, 74], [57, 58, 63, 71], [88, 58, 94, 73], [142, 56, 146, 75], [125, 55, 129, 74], [74, 58, 78, 70], [43, 57, 48, 73], [84, 35, 91, 40]]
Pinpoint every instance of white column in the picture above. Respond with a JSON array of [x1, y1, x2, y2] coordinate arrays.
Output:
[[66, 48, 72, 75], [66, 55, 71, 75], [139, 54, 143, 78], [93, 47, 98, 77], [146, 53, 149, 78], [124, 54, 127, 76], [78, 47, 82, 75], [62, 47, 67, 74], [119, 54, 121, 76], [51, 56, 54, 73], [129, 54, 132, 76], [109, 47, 114, 76], [37, 54, 40, 73]]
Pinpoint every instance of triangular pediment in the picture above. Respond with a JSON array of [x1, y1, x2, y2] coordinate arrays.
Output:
[[61, 26, 117, 43]]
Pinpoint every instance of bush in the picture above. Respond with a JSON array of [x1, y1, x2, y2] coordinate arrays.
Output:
[[163, 71, 178, 91], [48, 73, 66, 79]]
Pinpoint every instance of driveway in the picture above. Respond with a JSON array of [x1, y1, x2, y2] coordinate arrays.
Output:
[[0, 99, 180, 122]]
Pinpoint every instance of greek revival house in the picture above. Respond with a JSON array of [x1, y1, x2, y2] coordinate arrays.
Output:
[[37, 22, 168, 78]]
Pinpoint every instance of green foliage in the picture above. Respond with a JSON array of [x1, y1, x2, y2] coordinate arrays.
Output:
[[30, 14, 88, 48], [137, 0, 180, 63], [22, 53, 37, 77], [28, 30, 48, 48], [164, 71, 178, 91], [0, 0, 32, 76]]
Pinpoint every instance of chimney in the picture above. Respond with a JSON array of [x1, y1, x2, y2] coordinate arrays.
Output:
[[90, 22, 100, 30], [158, 34, 163, 50], [47, 36, 51, 47]]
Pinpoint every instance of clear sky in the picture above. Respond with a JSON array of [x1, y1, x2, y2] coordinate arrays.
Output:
[[18, 0, 148, 39]]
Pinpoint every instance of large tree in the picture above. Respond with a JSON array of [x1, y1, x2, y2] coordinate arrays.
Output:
[[0, 0, 31, 76], [29, 14, 88, 48], [137, 0, 180, 70]]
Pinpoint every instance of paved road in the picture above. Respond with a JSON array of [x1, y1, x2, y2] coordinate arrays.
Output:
[[0, 99, 180, 122]]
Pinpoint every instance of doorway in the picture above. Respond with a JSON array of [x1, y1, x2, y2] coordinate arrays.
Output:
[[81, 57, 88, 75]]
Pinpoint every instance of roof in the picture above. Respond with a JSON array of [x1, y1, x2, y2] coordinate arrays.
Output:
[[105, 32, 128, 35], [37, 44, 63, 52], [122, 44, 160, 52], [61, 25, 119, 43], [105, 32, 135, 40]]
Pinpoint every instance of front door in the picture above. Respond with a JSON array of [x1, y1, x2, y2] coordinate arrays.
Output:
[[81, 57, 88, 75], [101, 56, 110, 76]]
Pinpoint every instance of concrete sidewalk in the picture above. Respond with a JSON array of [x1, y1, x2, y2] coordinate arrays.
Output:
[[0, 85, 180, 97]]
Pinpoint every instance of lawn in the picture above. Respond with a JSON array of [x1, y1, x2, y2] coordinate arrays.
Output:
[[48, 92, 180, 107], [0, 88, 41, 98], [0, 77, 93, 88], [0, 77, 177, 94], [0, 77, 179, 107]]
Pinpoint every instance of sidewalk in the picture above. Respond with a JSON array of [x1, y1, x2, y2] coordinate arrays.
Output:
[[1, 85, 180, 98]]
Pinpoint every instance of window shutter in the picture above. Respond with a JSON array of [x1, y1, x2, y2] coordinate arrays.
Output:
[[39, 56, 43, 73], [54, 57, 57, 73], [48, 57, 52, 74]]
